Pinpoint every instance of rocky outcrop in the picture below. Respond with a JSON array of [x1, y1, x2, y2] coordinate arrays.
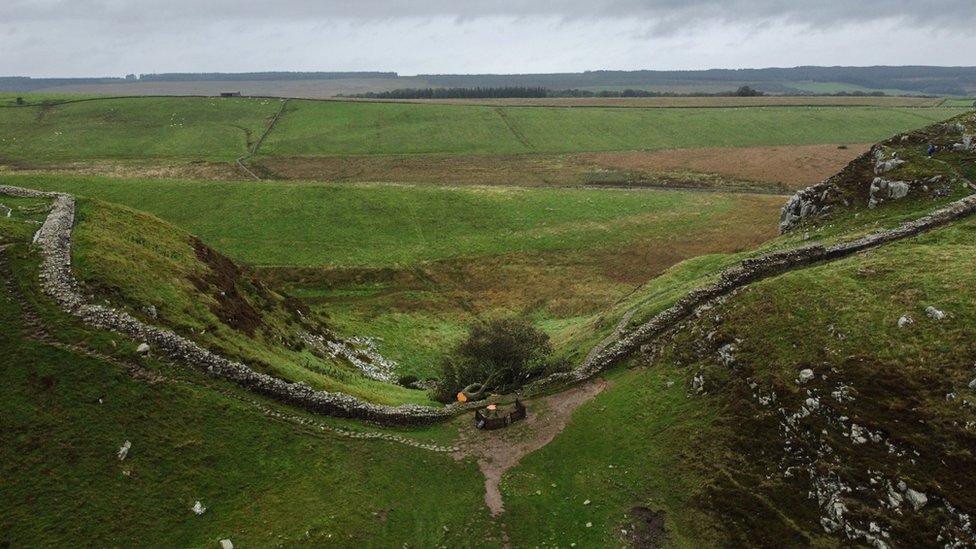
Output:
[[0, 185, 462, 425], [779, 112, 976, 233], [301, 332, 398, 383], [869, 178, 910, 209]]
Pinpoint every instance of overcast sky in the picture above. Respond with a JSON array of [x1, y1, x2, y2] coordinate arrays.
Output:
[[3, 0, 976, 77]]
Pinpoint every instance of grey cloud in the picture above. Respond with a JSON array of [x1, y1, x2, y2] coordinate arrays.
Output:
[[3, 1, 976, 77], [6, 0, 976, 28]]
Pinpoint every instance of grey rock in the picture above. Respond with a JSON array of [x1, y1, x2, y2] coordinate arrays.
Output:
[[904, 487, 928, 510], [136, 343, 150, 355], [925, 306, 946, 320], [219, 540, 234, 549], [798, 369, 815, 384], [874, 158, 905, 174], [870, 178, 911, 209], [718, 343, 736, 366], [117, 440, 131, 461]]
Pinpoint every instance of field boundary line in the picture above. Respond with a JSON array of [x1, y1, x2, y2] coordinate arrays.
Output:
[[493, 107, 534, 149], [235, 98, 290, 180], [0, 184, 481, 425]]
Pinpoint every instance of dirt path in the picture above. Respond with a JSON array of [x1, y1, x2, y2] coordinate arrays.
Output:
[[453, 377, 610, 516]]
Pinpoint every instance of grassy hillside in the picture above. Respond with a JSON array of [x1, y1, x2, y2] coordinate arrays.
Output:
[[0, 97, 282, 163], [9, 174, 782, 380], [0, 96, 965, 167], [0, 249, 497, 546], [2, 102, 975, 546], [500, 113, 976, 546], [502, 214, 976, 546], [17, 194, 433, 405], [261, 100, 964, 156]]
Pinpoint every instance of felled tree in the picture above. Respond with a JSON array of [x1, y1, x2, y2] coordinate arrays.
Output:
[[434, 318, 553, 402]]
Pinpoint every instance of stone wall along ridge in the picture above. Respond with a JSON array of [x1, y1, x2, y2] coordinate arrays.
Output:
[[0, 184, 461, 425]]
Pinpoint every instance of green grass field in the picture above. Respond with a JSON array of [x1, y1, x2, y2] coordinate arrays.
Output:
[[6, 173, 782, 381], [1, 95, 975, 546], [0, 96, 966, 166], [501, 211, 976, 547], [0, 97, 282, 162], [10, 174, 779, 267], [943, 98, 976, 108], [261, 100, 964, 156], [68, 198, 434, 404]]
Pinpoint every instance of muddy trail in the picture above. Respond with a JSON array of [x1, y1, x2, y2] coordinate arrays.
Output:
[[453, 378, 610, 516]]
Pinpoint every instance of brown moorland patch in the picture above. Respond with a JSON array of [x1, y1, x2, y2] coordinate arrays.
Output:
[[253, 145, 863, 191], [580, 143, 872, 190]]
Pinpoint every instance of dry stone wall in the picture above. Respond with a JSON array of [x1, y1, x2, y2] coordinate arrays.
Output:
[[0, 185, 462, 425], [528, 190, 976, 393]]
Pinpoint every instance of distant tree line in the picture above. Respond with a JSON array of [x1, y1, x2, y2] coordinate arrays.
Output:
[[138, 71, 398, 82], [550, 85, 766, 98], [419, 67, 976, 96], [346, 86, 549, 99], [346, 85, 772, 99]]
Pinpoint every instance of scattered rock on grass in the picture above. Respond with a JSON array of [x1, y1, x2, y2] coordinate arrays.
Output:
[[136, 343, 150, 355], [219, 540, 233, 549], [898, 315, 914, 328], [925, 306, 946, 320], [718, 343, 736, 366], [904, 487, 928, 510], [117, 440, 131, 461], [798, 369, 815, 384], [192, 501, 207, 515]]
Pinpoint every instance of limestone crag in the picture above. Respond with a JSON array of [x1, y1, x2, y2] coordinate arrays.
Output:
[[779, 112, 976, 232]]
